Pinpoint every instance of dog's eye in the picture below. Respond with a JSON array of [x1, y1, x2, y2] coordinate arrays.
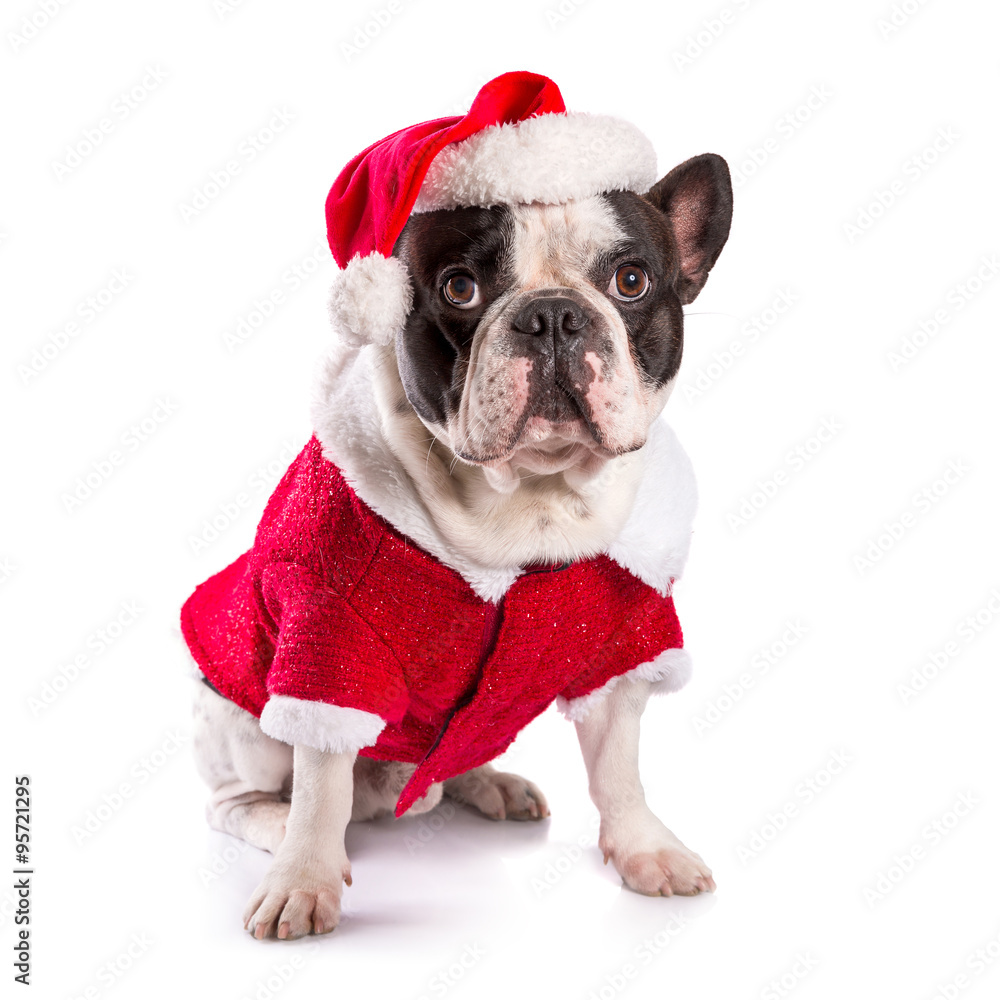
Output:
[[442, 273, 480, 309], [609, 265, 649, 300]]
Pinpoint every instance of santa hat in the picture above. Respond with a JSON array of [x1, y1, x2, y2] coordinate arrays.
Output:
[[325, 71, 658, 346]]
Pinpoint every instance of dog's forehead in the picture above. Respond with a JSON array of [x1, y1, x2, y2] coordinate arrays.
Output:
[[508, 197, 625, 287], [398, 192, 664, 290]]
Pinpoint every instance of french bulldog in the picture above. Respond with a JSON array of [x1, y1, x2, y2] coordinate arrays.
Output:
[[185, 76, 732, 940]]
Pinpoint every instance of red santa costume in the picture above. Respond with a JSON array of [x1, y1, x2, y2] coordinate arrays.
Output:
[[181, 72, 698, 817]]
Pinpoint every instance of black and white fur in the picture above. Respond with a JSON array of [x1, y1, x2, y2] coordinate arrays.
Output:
[[192, 153, 733, 939]]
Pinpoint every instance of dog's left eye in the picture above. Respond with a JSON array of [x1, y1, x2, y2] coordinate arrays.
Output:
[[442, 273, 480, 309], [609, 265, 649, 300]]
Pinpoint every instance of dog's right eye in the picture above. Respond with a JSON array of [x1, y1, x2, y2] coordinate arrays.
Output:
[[442, 273, 480, 309]]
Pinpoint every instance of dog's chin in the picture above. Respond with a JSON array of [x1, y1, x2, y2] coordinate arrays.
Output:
[[459, 417, 640, 496]]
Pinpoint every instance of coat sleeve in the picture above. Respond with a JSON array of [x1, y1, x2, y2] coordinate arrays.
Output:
[[556, 590, 691, 723], [256, 561, 410, 753]]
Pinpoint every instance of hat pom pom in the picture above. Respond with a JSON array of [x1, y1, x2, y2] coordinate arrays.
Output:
[[328, 253, 413, 347]]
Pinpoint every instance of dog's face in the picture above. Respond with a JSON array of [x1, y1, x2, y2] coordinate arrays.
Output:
[[392, 154, 732, 484]]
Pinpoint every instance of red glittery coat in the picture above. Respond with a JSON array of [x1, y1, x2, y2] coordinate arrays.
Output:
[[181, 436, 684, 815]]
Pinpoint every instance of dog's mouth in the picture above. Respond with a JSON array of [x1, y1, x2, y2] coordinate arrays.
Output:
[[541, 378, 585, 424], [453, 388, 600, 466], [442, 336, 654, 493], [451, 399, 625, 495]]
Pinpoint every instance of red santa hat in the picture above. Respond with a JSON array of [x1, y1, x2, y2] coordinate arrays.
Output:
[[325, 70, 659, 346]]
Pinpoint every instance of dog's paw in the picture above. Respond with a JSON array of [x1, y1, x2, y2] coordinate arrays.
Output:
[[242, 859, 351, 940], [445, 765, 550, 821], [608, 842, 715, 897], [401, 781, 444, 817]]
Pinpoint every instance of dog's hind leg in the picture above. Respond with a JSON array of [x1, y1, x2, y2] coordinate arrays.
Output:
[[351, 758, 444, 820], [444, 763, 550, 821], [192, 680, 292, 854]]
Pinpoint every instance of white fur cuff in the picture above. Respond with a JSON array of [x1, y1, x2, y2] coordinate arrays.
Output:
[[412, 112, 658, 213], [557, 648, 693, 723], [328, 253, 413, 347], [260, 695, 386, 753]]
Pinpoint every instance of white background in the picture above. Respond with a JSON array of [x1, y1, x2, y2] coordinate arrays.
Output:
[[4, 0, 1000, 997]]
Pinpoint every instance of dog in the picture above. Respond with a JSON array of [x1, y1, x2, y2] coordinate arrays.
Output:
[[184, 72, 732, 939]]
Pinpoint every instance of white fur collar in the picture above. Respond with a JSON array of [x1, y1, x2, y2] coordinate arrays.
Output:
[[309, 343, 696, 602]]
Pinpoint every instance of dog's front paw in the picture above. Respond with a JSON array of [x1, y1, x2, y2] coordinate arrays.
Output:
[[243, 858, 351, 940], [600, 809, 714, 897], [609, 843, 715, 897], [445, 764, 550, 821]]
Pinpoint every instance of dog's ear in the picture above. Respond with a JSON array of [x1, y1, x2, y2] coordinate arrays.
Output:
[[644, 153, 732, 305]]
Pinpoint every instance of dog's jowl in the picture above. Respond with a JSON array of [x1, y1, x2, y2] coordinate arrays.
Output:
[[183, 71, 732, 939]]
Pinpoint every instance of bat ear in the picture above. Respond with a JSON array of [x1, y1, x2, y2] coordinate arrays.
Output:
[[644, 153, 733, 305]]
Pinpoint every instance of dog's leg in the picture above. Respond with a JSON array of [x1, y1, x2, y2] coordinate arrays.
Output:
[[444, 763, 550, 821], [193, 680, 292, 854], [243, 744, 355, 939], [574, 678, 715, 896], [351, 758, 444, 820]]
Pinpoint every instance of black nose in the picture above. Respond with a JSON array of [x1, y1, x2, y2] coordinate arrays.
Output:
[[512, 297, 589, 338]]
